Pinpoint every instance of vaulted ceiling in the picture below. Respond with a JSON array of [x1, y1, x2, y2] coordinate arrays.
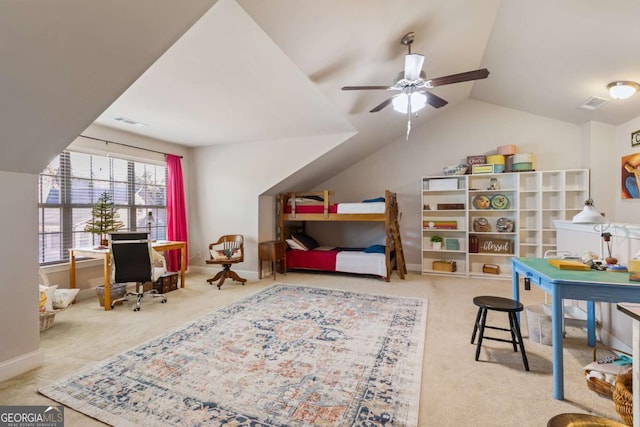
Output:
[[3, 0, 640, 177]]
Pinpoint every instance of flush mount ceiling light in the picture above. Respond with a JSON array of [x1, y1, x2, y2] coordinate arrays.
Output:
[[607, 81, 640, 100]]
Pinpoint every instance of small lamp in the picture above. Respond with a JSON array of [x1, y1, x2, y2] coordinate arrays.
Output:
[[146, 211, 154, 236], [607, 81, 640, 100], [572, 198, 609, 261], [571, 198, 605, 224]]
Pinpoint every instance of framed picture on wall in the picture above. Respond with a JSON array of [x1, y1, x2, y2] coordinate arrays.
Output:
[[621, 152, 640, 199], [632, 130, 640, 147]]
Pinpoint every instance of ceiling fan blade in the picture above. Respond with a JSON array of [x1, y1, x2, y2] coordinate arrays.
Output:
[[427, 68, 490, 87], [342, 85, 393, 91], [404, 54, 424, 81], [369, 97, 394, 113], [424, 90, 448, 108]]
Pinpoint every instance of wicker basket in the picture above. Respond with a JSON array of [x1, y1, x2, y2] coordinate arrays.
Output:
[[584, 346, 632, 399], [613, 372, 633, 426], [39, 311, 56, 332]]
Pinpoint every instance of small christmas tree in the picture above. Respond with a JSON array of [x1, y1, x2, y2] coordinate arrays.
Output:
[[84, 191, 124, 247]]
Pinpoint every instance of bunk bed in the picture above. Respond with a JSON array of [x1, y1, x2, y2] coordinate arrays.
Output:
[[277, 190, 406, 281]]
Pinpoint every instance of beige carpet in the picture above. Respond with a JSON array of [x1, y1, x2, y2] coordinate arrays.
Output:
[[0, 271, 624, 426]]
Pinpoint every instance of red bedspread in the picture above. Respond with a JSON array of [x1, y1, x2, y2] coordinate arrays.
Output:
[[286, 249, 339, 271], [284, 204, 338, 214]]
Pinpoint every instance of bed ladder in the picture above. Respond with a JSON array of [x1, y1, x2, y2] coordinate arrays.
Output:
[[387, 196, 406, 279], [391, 218, 407, 278]]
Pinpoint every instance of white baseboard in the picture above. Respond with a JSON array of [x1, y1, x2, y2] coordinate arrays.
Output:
[[0, 349, 44, 383], [406, 263, 421, 273], [599, 328, 632, 355]]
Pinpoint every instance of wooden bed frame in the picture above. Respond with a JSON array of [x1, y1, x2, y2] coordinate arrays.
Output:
[[277, 190, 406, 281]]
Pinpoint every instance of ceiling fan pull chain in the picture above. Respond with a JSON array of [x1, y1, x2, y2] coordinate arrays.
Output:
[[406, 93, 412, 141]]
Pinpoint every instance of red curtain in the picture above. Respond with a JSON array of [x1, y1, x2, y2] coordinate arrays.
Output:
[[166, 154, 188, 271]]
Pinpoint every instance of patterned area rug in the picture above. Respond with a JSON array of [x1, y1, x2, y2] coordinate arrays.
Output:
[[40, 284, 428, 426]]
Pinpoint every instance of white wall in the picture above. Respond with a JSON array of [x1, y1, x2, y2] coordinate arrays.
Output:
[[0, 171, 42, 382], [316, 99, 584, 268], [581, 121, 618, 219]]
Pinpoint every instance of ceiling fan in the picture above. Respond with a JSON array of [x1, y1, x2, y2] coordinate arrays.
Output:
[[342, 32, 489, 139]]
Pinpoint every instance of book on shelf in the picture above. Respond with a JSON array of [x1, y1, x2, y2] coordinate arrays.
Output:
[[423, 220, 458, 229]]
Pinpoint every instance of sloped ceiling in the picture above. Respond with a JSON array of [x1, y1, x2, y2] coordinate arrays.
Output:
[[3, 0, 640, 180], [472, 0, 640, 125], [93, 0, 501, 189], [94, 0, 355, 146], [0, 0, 217, 173]]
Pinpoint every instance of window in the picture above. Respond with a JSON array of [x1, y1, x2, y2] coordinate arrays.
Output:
[[38, 151, 167, 264]]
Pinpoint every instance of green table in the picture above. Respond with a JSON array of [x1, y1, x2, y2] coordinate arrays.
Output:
[[512, 257, 640, 400]]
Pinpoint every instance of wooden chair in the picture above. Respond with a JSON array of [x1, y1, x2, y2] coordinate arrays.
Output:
[[206, 234, 247, 290]]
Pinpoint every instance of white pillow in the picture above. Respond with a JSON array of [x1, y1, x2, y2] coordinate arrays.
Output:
[[39, 284, 58, 312], [286, 239, 306, 251], [52, 288, 80, 309], [209, 248, 242, 261]]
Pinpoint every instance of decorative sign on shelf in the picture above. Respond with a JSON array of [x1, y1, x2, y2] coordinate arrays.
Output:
[[477, 236, 512, 254]]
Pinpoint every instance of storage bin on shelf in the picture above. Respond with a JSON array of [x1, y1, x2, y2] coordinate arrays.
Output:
[[432, 260, 456, 272]]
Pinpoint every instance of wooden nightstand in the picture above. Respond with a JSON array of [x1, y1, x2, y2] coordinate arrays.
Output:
[[258, 240, 287, 280]]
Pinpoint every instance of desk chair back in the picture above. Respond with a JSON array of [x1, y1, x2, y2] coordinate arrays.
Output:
[[110, 232, 152, 283], [109, 232, 167, 311]]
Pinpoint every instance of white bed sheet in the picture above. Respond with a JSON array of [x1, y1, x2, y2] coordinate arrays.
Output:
[[335, 251, 386, 277], [336, 202, 385, 214]]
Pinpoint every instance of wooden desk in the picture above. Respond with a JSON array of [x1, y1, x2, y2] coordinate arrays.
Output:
[[512, 257, 640, 400], [258, 240, 286, 280], [69, 240, 187, 311]]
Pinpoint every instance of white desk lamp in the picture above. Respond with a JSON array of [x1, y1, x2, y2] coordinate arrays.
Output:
[[571, 198, 609, 262], [571, 198, 606, 225]]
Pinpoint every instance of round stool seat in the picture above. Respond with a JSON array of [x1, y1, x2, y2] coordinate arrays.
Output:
[[473, 295, 524, 313], [547, 413, 626, 427], [471, 295, 529, 371]]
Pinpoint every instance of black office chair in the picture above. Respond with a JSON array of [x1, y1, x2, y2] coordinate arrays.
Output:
[[109, 232, 167, 311]]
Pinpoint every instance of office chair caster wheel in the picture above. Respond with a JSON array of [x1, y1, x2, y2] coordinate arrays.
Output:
[[161, 300, 167, 304], [134, 307, 140, 312]]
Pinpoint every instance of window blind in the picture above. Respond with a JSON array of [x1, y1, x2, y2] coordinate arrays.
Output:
[[38, 151, 167, 264]]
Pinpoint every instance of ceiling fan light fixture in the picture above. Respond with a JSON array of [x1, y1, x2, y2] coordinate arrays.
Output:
[[404, 54, 425, 81], [607, 81, 640, 100], [392, 92, 427, 113]]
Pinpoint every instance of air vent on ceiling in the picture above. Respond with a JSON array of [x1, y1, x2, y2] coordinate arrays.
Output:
[[578, 96, 609, 111], [114, 116, 147, 127]]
